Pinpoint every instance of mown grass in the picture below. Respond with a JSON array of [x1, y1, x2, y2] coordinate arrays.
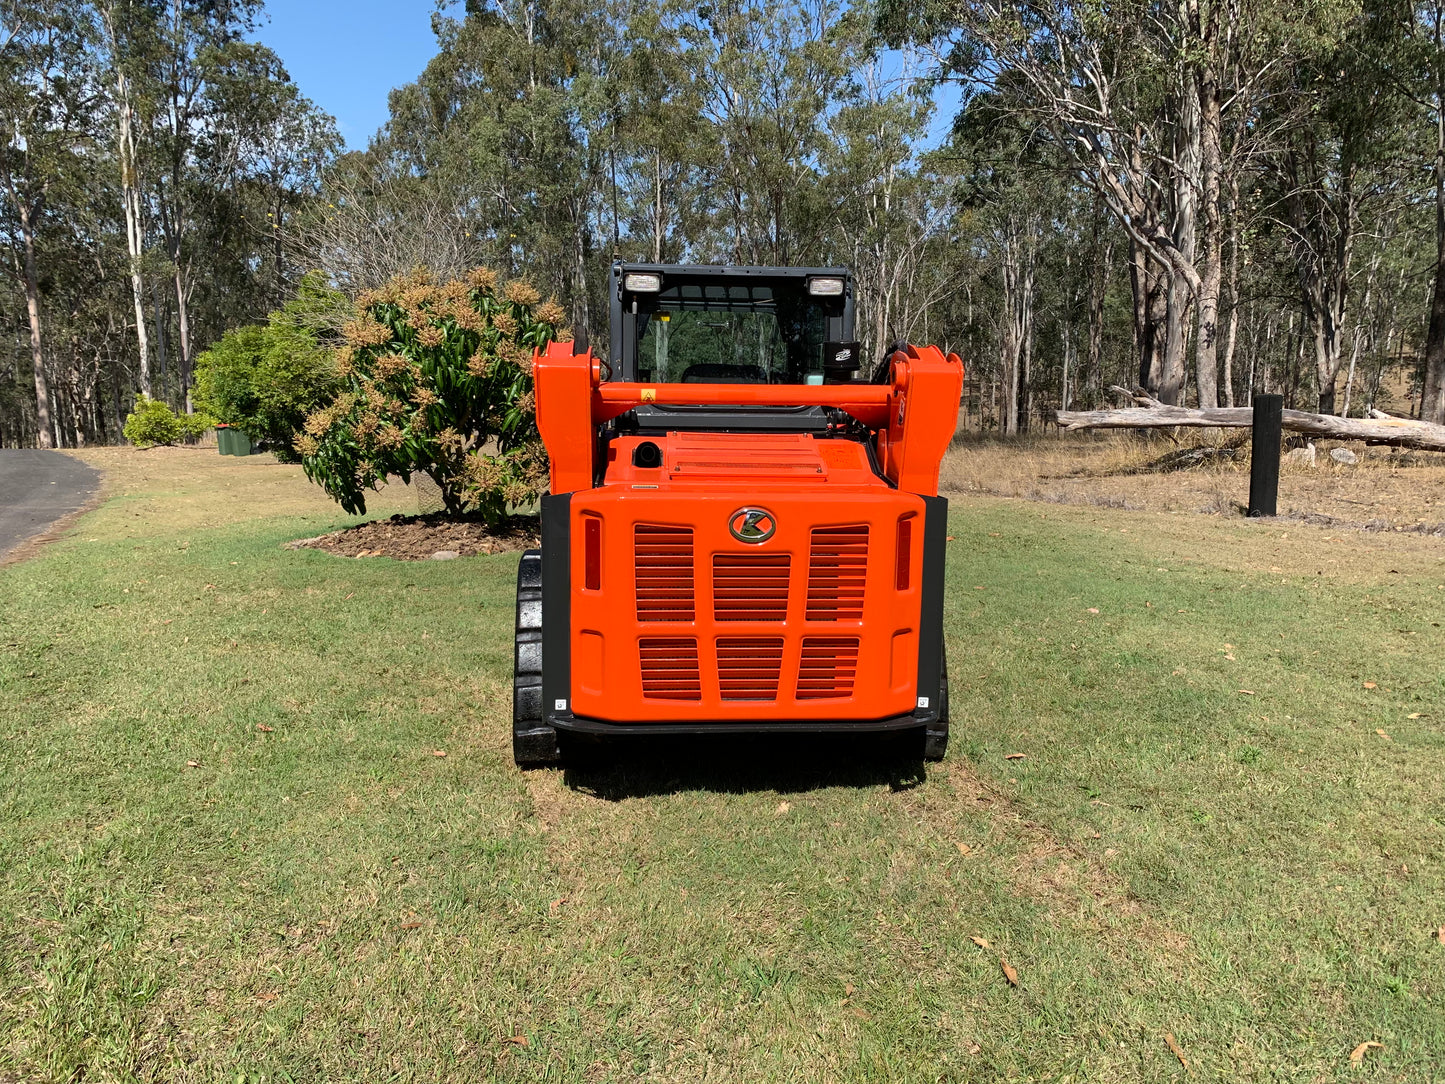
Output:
[[1, 449, 1442, 1082]]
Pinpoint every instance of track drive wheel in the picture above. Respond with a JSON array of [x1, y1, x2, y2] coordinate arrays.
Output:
[[513, 549, 560, 768], [923, 652, 949, 762]]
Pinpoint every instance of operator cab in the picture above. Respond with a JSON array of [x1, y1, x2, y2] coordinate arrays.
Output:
[[609, 263, 861, 433]]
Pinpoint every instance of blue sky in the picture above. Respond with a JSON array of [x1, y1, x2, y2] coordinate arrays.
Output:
[[255, 1, 453, 150], [255, 1, 959, 153]]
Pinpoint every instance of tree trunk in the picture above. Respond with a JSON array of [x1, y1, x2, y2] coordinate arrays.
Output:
[[1423, 31, 1445, 423], [1055, 388, 1445, 451], [113, 57, 152, 397], [1132, 240, 1168, 394], [175, 263, 193, 411], [18, 199, 54, 449], [1086, 202, 1111, 408], [1194, 60, 1223, 409], [1162, 71, 1201, 405], [571, 197, 591, 351], [1221, 174, 1240, 407], [653, 148, 664, 262]]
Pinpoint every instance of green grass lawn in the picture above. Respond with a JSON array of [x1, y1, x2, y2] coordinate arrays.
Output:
[[2, 450, 1443, 1082]]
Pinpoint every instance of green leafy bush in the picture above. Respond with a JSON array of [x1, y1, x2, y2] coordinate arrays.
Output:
[[122, 396, 214, 447], [193, 272, 345, 461], [177, 411, 215, 442], [299, 268, 565, 524], [123, 395, 184, 447]]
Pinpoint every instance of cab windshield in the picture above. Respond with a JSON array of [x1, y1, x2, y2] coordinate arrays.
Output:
[[635, 285, 831, 384]]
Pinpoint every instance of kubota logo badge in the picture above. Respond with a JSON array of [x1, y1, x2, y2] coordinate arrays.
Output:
[[729, 507, 777, 544]]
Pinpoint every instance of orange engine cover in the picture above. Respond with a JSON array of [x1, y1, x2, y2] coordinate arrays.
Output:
[[567, 433, 926, 722]]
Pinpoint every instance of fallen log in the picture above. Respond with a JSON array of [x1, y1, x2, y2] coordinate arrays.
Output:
[[1053, 388, 1445, 453]]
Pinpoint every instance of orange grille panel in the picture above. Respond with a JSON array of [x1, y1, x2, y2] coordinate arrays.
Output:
[[806, 526, 868, 621], [796, 637, 861, 699], [716, 637, 784, 700], [639, 638, 701, 700], [635, 525, 695, 622], [712, 553, 790, 621]]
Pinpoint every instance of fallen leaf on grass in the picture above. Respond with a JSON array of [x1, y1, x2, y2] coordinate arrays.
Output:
[[1164, 1032, 1189, 1071], [955, 842, 971, 855], [1408, 712, 1423, 719], [1363, 682, 1377, 689], [256, 724, 274, 733], [344, 592, 355, 601], [1435, 926, 1445, 945], [185, 760, 200, 768], [433, 750, 447, 758], [204, 583, 216, 590], [1000, 959, 1019, 986], [399, 921, 422, 930], [550, 897, 567, 913], [1238, 690, 1256, 696], [1348, 1041, 1382, 1066], [946, 536, 956, 542], [844, 982, 855, 997], [849, 1006, 871, 1020], [506, 1035, 528, 1046], [255, 991, 279, 1003], [1375, 729, 1391, 741], [776, 801, 791, 815], [973, 585, 986, 591], [1004, 753, 1026, 761], [970, 936, 990, 948], [1086, 607, 1100, 614]]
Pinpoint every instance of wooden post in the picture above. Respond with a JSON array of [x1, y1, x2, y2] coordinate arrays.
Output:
[[1248, 393, 1283, 517]]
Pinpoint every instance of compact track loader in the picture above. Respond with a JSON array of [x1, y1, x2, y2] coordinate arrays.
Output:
[[513, 263, 963, 767]]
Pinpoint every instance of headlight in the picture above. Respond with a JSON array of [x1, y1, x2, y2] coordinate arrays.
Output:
[[624, 272, 662, 292], [808, 276, 845, 296]]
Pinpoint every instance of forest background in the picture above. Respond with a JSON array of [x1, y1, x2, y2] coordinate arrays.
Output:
[[3, 0, 1445, 450]]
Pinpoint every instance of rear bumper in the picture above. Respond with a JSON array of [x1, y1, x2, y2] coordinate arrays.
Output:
[[550, 709, 929, 737]]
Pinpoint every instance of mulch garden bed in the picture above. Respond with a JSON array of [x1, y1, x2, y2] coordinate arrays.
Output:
[[288, 512, 539, 561]]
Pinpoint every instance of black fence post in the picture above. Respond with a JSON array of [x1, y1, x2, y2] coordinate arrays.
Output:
[[1248, 394, 1283, 517]]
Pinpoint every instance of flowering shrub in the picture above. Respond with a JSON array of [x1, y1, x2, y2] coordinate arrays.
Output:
[[298, 268, 566, 524]]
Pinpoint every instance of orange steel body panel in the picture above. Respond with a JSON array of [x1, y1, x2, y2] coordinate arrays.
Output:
[[532, 339, 964, 725]]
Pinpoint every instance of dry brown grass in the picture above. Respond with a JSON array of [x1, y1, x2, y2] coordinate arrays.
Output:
[[65, 445, 419, 534], [941, 429, 1445, 530]]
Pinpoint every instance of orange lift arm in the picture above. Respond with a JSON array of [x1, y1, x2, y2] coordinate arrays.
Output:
[[534, 340, 963, 496]]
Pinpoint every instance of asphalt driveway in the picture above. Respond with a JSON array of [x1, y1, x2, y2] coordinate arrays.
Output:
[[0, 449, 102, 561]]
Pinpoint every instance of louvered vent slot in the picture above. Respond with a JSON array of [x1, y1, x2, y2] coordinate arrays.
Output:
[[635, 525, 695, 622], [807, 526, 868, 621], [795, 637, 860, 700], [716, 638, 784, 700], [639, 638, 701, 700], [712, 553, 790, 622]]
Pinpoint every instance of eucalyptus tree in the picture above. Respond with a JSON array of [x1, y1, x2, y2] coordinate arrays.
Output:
[[877, 0, 1356, 408], [147, 0, 263, 407], [1405, 0, 1445, 422], [0, 0, 102, 447]]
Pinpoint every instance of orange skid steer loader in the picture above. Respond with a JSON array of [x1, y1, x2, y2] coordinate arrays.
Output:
[[513, 263, 963, 766]]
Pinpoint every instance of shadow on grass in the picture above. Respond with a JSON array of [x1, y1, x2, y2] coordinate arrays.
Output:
[[559, 731, 929, 800]]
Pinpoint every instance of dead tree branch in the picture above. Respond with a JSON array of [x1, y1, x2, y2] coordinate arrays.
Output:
[[1053, 387, 1445, 451]]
